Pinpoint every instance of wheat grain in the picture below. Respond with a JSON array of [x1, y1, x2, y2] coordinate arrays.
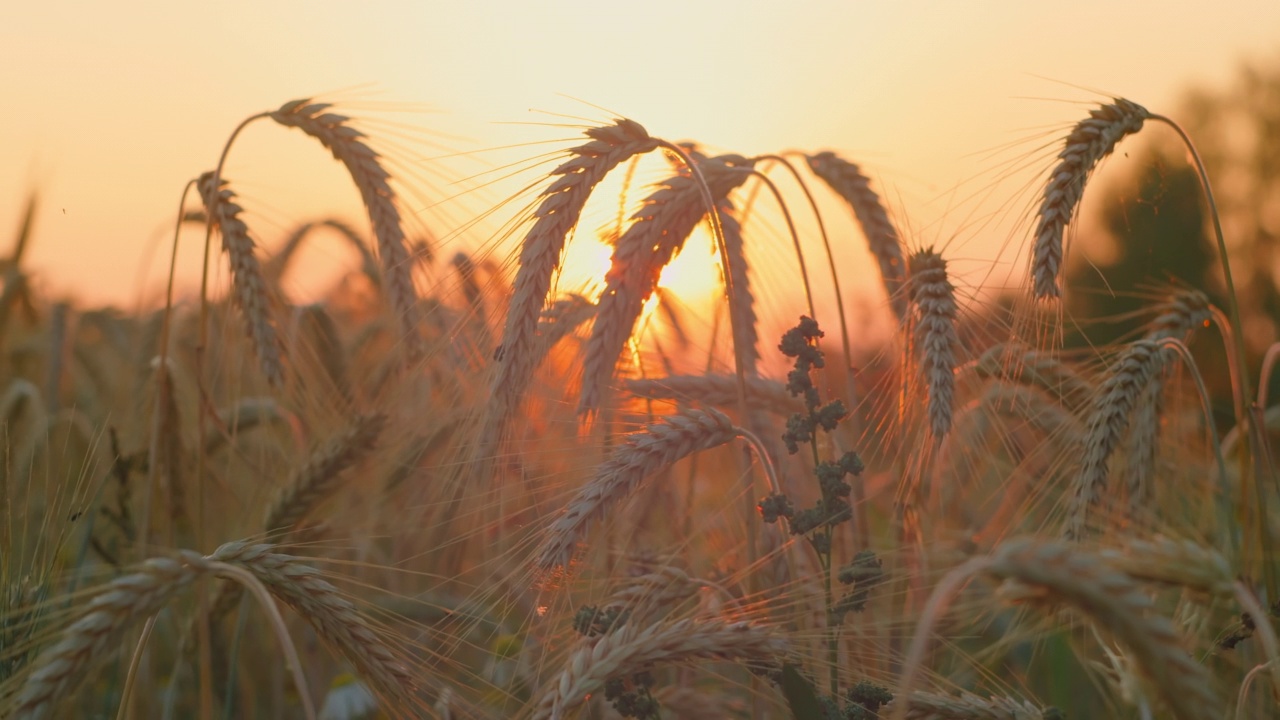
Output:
[[538, 408, 739, 570], [531, 618, 786, 720], [807, 151, 907, 320], [1067, 339, 1166, 540], [1033, 98, 1150, 299], [579, 154, 754, 416], [267, 100, 421, 355], [197, 172, 285, 388], [909, 248, 958, 439]]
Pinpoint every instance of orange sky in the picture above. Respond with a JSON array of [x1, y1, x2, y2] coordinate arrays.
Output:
[[3, 1, 1279, 314]]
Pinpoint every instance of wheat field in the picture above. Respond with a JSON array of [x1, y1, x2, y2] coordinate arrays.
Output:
[[0, 94, 1275, 720]]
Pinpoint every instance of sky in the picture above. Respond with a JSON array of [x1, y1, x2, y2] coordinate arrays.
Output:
[[3, 1, 1279, 313]]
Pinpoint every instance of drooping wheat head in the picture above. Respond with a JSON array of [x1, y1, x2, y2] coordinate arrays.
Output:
[[1033, 99, 1150, 299]]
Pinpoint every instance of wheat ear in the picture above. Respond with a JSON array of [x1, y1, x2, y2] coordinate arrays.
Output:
[[530, 618, 787, 720], [579, 154, 753, 416], [487, 120, 660, 434], [886, 689, 1051, 719], [14, 543, 412, 719], [623, 374, 802, 414], [972, 343, 1093, 414], [267, 100, 421, 354], [1067, 339, 1166, 540], [265, 218, 381, 287], [538, 408, 740, 570], [1033, 98, 1150, 299], [196, 172, 284, 388], [202, 413, 388, 625], [987, 539, 1218, 720], [718, 199, 760, 375], [807, 151, 907, 320], [1125, 289, 1215, 516], [908, 248, 958, 440]]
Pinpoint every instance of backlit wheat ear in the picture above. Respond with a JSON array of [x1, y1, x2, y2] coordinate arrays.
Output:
[[1033, 98, 1150, 299], [908, 248, 958, 440], [1125, 289, 1214, 516], [718, 200, 760, 375], [1067, 339, 1167, 541], [534, 293, 596, 359], [208, 413, 385, 633], [531, 618, 787, 720], [538, 408, 739, 570], [267, 100, 421, 354], [806, 151, 907, 321], [886, 689, 1051, 719], [623, 374, 802, 414], [973, 343, 1093, 414], [264, 413, 387, 537], [987, 539, 1219, 720], [13, 555, 203, 719], [579, 154, 754, 416], [488, 119, 661, 435], [1147, 288, 1214, 341], [14, 543, 412, 720], [206, 543, 416, 711], [197, 172, 285, 389], [265, 218, 381, 287]]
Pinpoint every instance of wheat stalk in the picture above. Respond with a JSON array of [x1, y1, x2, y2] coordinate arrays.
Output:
[[909, 248, 959, 439], [807, 150, 907, 321], [530, 618, 786, 720], [579, 154, 753, 416], [1067, 339, 1167, 540], [487, 120, 661, 440], [267, 100, 421, 355], [196, 172, 284, 388], [538, 408, 740, 570], [1033, 98, 1150, 299]]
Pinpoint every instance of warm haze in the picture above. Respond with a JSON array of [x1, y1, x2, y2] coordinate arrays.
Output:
[[3, 1, 1278, 309]]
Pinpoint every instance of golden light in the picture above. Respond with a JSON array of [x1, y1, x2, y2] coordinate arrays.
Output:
[[551, 224, 726, 308]]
